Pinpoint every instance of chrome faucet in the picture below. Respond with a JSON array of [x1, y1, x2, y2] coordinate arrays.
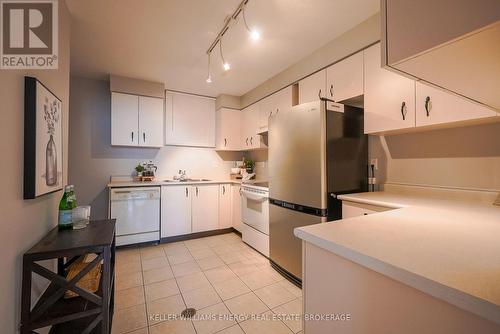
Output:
[[174, 170, 187, 181]]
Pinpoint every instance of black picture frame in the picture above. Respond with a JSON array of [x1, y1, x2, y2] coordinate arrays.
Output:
[[24, 76, 63, 199]]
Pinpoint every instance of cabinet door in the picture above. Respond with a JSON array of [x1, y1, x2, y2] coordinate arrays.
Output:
[[241, 104, 255, 149], [161, 186, 191, 238], [165, 92, 216, 147], [364, 43, 416, 134], [216, 108, 242, 150], [299, 70, 326, 104], [192, 185, 219, 233], [139, 96, 164, 147], [218, 184, 232, 229], [275, 86, 292, 115], [258, 95, 272, 130], [241, 102, 266, 150], [415, 81, 497, 127], [326, 51, 363, 102], [259, 87, 293, 129], [111, 92, 138, 146], [231, 185, 242, 232]]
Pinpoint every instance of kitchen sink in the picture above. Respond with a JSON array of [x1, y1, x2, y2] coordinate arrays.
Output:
[[163, 179, 211, 182]]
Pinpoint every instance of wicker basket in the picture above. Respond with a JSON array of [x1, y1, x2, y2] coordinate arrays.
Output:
[[64, 254, 102, 299]]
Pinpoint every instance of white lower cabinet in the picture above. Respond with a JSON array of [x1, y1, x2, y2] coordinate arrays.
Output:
[[231, 184, 242, 232], [191, 185, 219, 233], [161, 185, 192, 238], [219, 184, 232, 229]]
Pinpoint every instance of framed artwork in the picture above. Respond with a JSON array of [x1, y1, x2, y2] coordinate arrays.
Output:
[[24, 76, 63, 199]]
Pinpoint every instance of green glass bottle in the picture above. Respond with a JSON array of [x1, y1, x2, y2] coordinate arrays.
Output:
[[58, 185, 73, 229]]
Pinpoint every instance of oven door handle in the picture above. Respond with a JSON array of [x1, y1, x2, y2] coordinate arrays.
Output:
[[241, 189, 268, 202]]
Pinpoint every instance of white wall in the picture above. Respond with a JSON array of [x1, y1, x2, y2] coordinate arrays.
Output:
[[369, 122, 500, 191], [0, 2, 70, 332]]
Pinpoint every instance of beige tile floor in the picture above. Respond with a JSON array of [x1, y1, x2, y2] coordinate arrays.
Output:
[[113, 232, 303, 334]]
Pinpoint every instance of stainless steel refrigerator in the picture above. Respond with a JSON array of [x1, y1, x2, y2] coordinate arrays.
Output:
[[268, 99, 367, 284]]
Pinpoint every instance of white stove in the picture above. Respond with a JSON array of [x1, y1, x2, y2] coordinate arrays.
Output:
[[241, 182, 269, 256]]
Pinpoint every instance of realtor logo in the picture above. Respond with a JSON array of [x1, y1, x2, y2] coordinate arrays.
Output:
[[1, 0, 58, 69]]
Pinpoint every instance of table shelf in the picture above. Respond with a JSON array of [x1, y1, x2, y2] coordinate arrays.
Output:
[[21, 220, 116, 334]]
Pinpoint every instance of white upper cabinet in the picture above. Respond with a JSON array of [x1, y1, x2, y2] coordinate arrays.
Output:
[[260, 87, 293, 129], [241, 103, 264, 150], [138, 96, 164, 147], [191, 185, 219, 233], [415, 82, 498, 127], [326, 51, 364, 102], [218, 184, 232, 229], [161, 185, 192, 238], [216, 108, 242, 151], [259, 95, 274, 130], [165, 92, 216, 148], [299, 69, 326, 104], [111, 92, 139, 146], [111, 92, 163, 147], [364, 43, 416, 134]]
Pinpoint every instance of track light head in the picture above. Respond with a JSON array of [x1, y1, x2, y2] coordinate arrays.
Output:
[[250, 29, 260, 40], [206, 52, 212, 83], [242, 5, 260, 41]]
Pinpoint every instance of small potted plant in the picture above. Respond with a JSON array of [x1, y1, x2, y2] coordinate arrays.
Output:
[[244, 158, 255, 173], [135, 164, 145, 178]]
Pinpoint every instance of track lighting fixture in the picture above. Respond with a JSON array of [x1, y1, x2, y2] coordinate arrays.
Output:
[[242, 5, 260, 40], [205, 0, 260, 80], [206, 52, 212, 83], [219, 40, 230, 71]]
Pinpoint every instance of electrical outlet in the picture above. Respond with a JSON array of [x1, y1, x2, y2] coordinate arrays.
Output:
[[370, 158, 378, 170]]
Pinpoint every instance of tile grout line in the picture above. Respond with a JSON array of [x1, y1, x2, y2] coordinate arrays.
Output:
[[218, 237, 298, 332], [186, 235, 237, 333], [169, 240, 199, 334], [139, 247, 151, 334]]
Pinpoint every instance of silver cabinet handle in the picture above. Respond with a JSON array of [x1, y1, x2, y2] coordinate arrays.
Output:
[[224, 138, 227, 147], [318, 89, 322, 99], [185, 187, 188, 197], [246, 138, 249, 146], [239, 188, 242, 196], [425, 96, 431, 117], [401, 101, 407, 120], [131, 132, 134, 142], [269, 110, 272, 118], [330, 84, 333, 97], [222, 185, 225, 194], [250, 137, 253, 145], [196, 187, 199, 196], [143, 132, 146, 142]]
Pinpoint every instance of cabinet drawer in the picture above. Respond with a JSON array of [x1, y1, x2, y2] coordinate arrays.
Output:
[[342, 201, 391, 219]]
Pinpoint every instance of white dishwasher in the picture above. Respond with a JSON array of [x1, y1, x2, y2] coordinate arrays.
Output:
[[110, 187, 160, 246]]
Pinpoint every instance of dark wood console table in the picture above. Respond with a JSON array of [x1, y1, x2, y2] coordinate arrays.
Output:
[[21, 219, 116, 334]]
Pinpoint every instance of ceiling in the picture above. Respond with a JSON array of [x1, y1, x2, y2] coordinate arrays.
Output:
[[66, 0, 379, 97]]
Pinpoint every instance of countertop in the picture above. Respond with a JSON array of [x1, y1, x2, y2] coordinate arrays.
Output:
[[107, 179, 266, 188], [294, 185, 500, 325]]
